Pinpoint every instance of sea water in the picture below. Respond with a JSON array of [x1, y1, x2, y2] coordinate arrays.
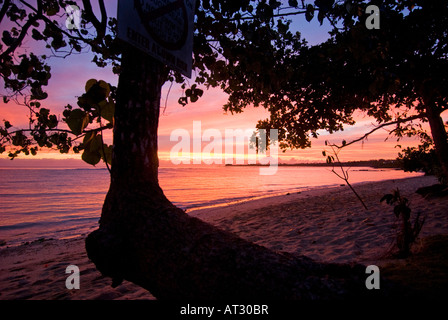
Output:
[[0, 166, 422, 246]]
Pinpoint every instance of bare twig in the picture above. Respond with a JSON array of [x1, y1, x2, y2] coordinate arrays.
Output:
[[326, 143, 369, 210]]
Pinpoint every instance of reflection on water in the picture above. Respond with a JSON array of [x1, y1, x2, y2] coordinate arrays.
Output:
[[0, 166, 422, 246]]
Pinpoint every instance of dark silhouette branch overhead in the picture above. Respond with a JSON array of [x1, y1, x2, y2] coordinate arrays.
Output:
[[332, 114, 426, 150]]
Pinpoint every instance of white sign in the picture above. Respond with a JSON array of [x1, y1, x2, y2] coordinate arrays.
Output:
[[117, 0, 196, 78]]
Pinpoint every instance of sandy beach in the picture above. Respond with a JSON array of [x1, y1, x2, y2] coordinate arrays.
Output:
[[0, 175, 447, 300]]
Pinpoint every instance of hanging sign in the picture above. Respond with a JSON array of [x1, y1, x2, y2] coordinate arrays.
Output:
[[118, 0, 196, 78]]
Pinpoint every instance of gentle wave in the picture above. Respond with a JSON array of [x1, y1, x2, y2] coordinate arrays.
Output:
[[0, 166, 423, 246]]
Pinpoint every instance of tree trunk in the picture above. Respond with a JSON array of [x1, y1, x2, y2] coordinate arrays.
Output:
[[425, 103, 448, 183], [85, 47, 387, 300]]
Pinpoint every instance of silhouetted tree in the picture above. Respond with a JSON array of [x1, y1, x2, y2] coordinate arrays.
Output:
[[247, 1, 448, 183], [1, 0, 399, 299]]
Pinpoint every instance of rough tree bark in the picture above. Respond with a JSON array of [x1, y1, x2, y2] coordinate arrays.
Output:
[[85, 47, 388, 300], [425, 102, 448, 183]]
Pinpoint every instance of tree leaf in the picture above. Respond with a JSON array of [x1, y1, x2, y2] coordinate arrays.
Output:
[[178, 97, 188, 106], [190, 95, 199, 103], [288, 0, 298, 8], [31, 29, 44, 41], [2, 30, 14, 46], [83, 131, 95, 145], [46, 6, 59, 16], [12, 131, 26, 146], [380, 194, 394, 204], [66, 109, 89, 136], [98, 100, 115, 123], [100, 144, 113, 165], [85, 79, 97, 93], [82, 148, 101, 165], [81, 132, 102, 165], [98, 80, 111, 98], [317, 9, 325, 25], [195, 88, 204, 97], [305, 4, 314, 22]]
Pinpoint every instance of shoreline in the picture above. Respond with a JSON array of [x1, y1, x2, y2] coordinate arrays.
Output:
[[0, 174, 428, 247], [189, 175, 447, 264], [189, 174, 428, 220], [0, 174, 446, 300], [0, 167, 422, 248]]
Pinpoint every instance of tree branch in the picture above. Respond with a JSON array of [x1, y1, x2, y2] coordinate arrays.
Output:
[[0, 0, 11, 25], [3, 124, 112, 141], [0, 13, 39, 61], [98, 0, 107, 32], [82, 0, 101, 30], [227, 9, 307, 21], [82, 0, 107, 38], [0, 0, 89, 62], [327, 144, 368, 210], [333, 114, 425, 149]]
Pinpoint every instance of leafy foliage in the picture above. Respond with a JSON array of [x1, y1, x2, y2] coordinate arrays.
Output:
[[1, 78, 114, 166], [399, 145, 441, 180], [178, 84, 204, 106], [1, 0, 447, 176], [246, 1, 448, 181], [381, 189, 426, 258], [0, 0, 319, 165], [1, 0, 121, 165], [397, 123, 448, 184]]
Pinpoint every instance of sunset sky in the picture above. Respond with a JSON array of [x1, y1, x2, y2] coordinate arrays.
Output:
[[0, 1, 432, 168]]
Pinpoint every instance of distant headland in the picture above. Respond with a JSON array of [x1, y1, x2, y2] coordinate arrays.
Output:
[[225, 159, 403, 169]]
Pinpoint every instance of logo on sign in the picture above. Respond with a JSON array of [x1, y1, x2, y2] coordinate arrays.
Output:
[[134, 0, 189, 50], [118, 0, 196, 78]]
